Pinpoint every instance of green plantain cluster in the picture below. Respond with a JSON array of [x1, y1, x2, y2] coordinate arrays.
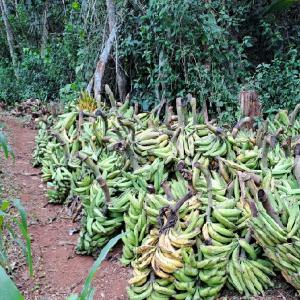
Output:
[[33, 93, 300, 299]]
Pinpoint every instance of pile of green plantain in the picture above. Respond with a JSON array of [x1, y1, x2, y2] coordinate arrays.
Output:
[[33, 89, 300, 299]]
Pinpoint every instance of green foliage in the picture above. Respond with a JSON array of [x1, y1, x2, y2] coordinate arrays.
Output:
[[0, 131, 13, 159], [266, 0, 300, 14], [119, 0, 252, 122], [249, 49, 300, 114], [0, 46, 77, 103], [0, 1, 89, 103], [17, 48, 53, 100], [0, 61, 17, 103], [0, 266, 24, 300], [0, 131, 31, 300], [0, 0, 300, 122], [12, 199, 33, 276], [0, 130, 32, 274], [0, 198, 33, 275]]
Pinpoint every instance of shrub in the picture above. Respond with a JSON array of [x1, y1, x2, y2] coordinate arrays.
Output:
[[249, 49, 300, 114]]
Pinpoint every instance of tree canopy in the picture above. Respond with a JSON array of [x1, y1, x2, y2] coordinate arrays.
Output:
[[0, 0, 299, 123]]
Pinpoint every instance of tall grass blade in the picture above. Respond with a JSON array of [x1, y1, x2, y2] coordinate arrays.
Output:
[[76, 232, 124, 300], [0, 132, 9, 159], [13, 199, 33, 276], [0, 236, 8, 268]]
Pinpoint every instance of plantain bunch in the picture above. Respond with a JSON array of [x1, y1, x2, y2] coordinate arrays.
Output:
[[249, 199, 300, 293], [227, 240, 275, 297], [77, 91, 97, 112], [40, 140, 71, 203], [77, 184, 130, 254], [121, 192, 148, 266], [267, 109, 300, 142], [32, 121, 50, 166], [31, 89, 300, 298]]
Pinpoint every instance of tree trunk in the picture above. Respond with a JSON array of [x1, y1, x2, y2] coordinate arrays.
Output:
[[40, 0, 49, 58], [239, 90, 261, 127], [86, 75, 94, 95], [240, 90, 261, 118], [106, 0, 116, 30], [106, 0, 128, 102], [93, 25, 117, 101], [0, 0, 18, 78]]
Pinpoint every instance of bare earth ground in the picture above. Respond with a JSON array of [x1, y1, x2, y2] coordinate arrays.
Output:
[[0, 115, 298, 300], [1, 115, 130, 300]]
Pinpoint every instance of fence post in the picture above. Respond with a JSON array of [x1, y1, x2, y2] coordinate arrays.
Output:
[[239, 90, 261, 127]]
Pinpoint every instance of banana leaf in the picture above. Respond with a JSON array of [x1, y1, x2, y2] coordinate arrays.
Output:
[[0, 266, 24, 300]]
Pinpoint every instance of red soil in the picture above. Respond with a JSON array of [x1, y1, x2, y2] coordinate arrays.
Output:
[[1, 116, 130, 300]]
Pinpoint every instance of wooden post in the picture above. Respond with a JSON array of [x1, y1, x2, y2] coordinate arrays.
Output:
[[236, 91, 261, 129], [240, 90, 261, 118]]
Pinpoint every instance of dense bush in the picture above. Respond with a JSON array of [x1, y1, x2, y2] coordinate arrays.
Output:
[[250, 49, 300, 114], [0, 46, 77, 103], [0, 0, 299, 122], [119, 1, 251, 122], [0, 61, 16, 102]]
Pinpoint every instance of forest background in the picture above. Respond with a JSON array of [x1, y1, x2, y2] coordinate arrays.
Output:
[[0, 0, 300, 123]]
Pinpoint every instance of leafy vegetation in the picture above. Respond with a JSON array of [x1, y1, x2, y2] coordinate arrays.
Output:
[[250, 49, 300, 114], [0, 128, 31, 274], [0, 0, 299, 122], [0, 130, 13, 159], [0, 266, 24, 300], [0, 199, 32, 275]]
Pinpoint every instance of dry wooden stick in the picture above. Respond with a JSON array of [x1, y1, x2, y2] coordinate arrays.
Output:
[[201, 99, 209, 123], [237, 171, 247, 205], [176, 98, 185, 128], [256, 120, 268, 147], [117, 116, 135, 142], [282, 137, 291, 157], [105, 84, 116, 109], [50, 130, 70, 160], [245, 179, 259, 201], [260, 135, 276, 171], [293, 143, 300, 186], [248, 198, 258, 218], [206, 122, 224, 135]]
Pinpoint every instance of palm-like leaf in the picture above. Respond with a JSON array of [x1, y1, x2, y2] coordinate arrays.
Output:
[[0, 266, 24, 300], [266, 0, 300, 14]]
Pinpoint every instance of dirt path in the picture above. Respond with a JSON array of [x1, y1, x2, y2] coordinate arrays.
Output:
[[1, 116, 130, 300]]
